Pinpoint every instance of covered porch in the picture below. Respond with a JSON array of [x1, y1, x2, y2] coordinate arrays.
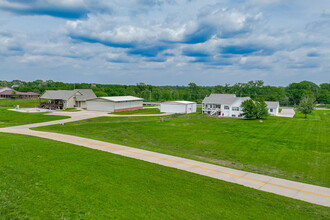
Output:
[[40, 99, 65, 110]]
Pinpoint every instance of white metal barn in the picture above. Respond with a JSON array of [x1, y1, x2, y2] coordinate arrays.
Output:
[[160, 101, 197, 114], [86, 96, 143, 112]]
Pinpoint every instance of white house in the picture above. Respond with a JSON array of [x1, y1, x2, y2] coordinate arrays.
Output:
[[202, 94, 280, 117], [160, 101, 197, 114], [40, 89, 96, 109], [86, 96, 143, 112], [265, 101, 280, 116]]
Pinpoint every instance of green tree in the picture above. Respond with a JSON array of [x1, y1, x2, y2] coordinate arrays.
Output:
[[188, 82, 200, 101], [317, 89, 330, 104], [241, 98, 269, 119], [94, 91, 108, 97], [297, 95, 315, 118], [240, 99, 256, 119], [254, 98, 269, 119], [286, 81, 319, 105], [320, 83, 330, 92]]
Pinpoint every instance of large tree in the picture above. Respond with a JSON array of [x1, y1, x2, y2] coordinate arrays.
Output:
[[297, 95, 315, 118], [241, 98, 269, 119], [317, 89, 330, 104], [285, 81, 319, 105]]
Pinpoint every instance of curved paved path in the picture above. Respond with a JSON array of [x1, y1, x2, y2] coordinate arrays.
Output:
[[1, 111, 329, 207]]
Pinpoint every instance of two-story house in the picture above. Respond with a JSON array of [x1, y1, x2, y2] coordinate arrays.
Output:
[[202, 94, 280, 117]]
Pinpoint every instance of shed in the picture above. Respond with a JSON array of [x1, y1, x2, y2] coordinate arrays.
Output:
[[86, 96, 144, 112], [160, 101, 197, 114]]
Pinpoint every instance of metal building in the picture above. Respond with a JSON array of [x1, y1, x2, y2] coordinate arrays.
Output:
[[160, 101, 197, 114], [86, 96, 143, 112]]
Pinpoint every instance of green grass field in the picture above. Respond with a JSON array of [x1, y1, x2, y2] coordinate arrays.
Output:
[[0, 108, 69, 128], [35, 110, 330, 187], [0, 133, 329, 219], [0, 99, 42, 107], [110, 108, 162, 115]]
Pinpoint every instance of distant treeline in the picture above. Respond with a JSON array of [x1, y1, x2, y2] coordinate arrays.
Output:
[[1, 80, 329, 105]]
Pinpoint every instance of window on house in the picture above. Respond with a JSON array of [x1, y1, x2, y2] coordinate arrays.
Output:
[[232, 114, 236, 117], [216, 105, 221, 108], [270, 109, 273, 112], [232, 107, 239, 111], [224, 106, 229, 110]]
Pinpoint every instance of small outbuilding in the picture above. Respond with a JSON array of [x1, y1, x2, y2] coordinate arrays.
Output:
[[265, 101, 280, 116], [160, 101, 197, 114], [86, 96, 143, 112]]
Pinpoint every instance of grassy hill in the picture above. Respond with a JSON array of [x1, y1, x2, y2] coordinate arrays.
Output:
[[34, 111, 330, 187], [0, 133, 329, 219], [0, 108, 69, 128]]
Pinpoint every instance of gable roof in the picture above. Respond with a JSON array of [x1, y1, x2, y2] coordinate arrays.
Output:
[[41, 90, 76, 100], [203, 94, 239, 105], [74, 89, 97, 101], [41, 89, 96, 101], [265, 101, 280, 109]]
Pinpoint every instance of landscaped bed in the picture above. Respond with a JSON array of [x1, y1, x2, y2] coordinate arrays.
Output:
[[34, 110, 330, 187], [0, 133, 329, 219]]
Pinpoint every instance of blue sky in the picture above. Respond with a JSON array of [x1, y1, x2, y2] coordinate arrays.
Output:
[[0, 0, 329, 86]]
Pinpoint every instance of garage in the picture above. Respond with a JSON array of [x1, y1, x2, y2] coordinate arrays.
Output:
[[160, 101, 197, 114], [86, 96, 143, 112]]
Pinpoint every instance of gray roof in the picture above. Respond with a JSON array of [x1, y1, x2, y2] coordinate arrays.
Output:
[[161, 101, 196, 105], [265, 101, 280, 109], [74, 89, 97, 101], [88, 96, 143, 102], [41, 89, 96, 101], [203, 94, 280, 108], [203, 94, 247, 105]]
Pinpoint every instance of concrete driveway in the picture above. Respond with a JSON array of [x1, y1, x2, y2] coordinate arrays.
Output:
[[278, 108, 295, 118]]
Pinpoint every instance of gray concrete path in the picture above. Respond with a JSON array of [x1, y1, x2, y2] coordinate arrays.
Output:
[[1, 110, 329, 207], [278, 108, 296, 118], [12, 110, 173, 130]]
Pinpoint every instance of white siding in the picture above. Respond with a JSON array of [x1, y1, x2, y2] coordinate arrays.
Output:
[[268, 107, 279, 116], [114, 101, 143, 110], [86, 99, 115, 112], [160, 103, 197, 113], [86, 99, 143, 112]]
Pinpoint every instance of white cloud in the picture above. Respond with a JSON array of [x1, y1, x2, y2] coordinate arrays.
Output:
[[0, 0, 329, 85]]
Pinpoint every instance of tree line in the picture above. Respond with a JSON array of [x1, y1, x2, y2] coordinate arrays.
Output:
[[0, 80, 329, 105]]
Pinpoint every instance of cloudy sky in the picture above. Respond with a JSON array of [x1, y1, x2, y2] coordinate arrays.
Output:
[[0, 0, 329, 86]]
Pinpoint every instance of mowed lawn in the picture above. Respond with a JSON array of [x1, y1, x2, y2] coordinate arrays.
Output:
[[35, 110, 330, 187], [0, 108, 69, 128], [0, 133, 329, 219], [0, 99, 42, 107]]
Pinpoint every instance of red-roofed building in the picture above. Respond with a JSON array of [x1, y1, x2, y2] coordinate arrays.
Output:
[[0, 87, 40, 99]]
